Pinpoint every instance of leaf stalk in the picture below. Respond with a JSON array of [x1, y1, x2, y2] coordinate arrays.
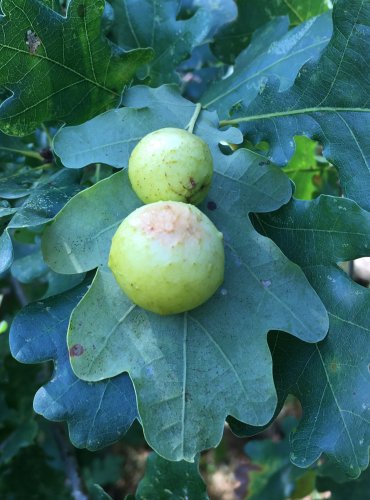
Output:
[[186, 103, 202, 134]]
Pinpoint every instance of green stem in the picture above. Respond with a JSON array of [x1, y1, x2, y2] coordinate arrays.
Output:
[[283, 0, 304, 22], [41, 123, 53, 146], [283, 165, 335, 175], [186, 103, 202, 134], [0, 146, 42, 160], [95, 164, 101, 183], [34, 162, 54, 171], [219, 106, 370, 127]]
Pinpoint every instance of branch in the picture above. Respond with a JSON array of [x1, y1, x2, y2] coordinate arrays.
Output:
[[51, 424, 88, 500], [186, 103, 202, 134]]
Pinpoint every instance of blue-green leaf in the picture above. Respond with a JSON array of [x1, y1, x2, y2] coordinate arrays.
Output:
[[9, 283, 138, 451], [53, 85, 243, 169], [0, 169, 81, 274], [136, 453, 208, 499], [106, 0, 212, 86], [251, 196, 370, 478], [42, 170, 141, 273], [59, 155, 328, 461], [228, 0, 370, 210], [212, 0, 330, 63], [203, 13, 332, 118]]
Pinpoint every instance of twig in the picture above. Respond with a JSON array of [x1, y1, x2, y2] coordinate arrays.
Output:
[[10, 277, 28, 307], [51, 424, 88, 500], [0, 146, 42, 160], [186, 103, 202, 134]]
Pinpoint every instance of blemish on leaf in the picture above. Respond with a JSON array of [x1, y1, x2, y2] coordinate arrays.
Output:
[[261, 279, 272, 288], [25, 30, 41, 54], [329, 362, 338, 373], [69, 344, 84, 357], [207, 201, 217, 211]]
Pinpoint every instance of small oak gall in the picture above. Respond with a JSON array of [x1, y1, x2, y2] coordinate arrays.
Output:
[[128, 128, 213, 205]]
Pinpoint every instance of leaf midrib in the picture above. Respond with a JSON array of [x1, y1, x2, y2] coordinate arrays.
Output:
[[59, 135, 143, 157], [189, 314, 262, 425], [328, 311, 370, 333], [84, 302, 137, 377], [220, 106, 370, 126], [257, 217, 369, 238]]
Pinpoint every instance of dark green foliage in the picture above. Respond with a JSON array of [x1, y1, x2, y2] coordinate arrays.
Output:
[[0, 0, 153, 135], [0, 445, 72, 499]]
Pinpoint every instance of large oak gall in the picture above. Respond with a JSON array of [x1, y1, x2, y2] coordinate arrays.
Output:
[[108, 201, 224, 315]]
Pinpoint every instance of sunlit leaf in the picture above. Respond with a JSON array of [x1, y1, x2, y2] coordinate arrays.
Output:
[[0, 0, 153, 135]]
